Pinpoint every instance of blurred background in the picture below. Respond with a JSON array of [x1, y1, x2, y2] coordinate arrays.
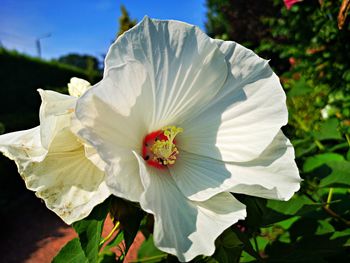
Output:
[[0, 0, 349, 262]]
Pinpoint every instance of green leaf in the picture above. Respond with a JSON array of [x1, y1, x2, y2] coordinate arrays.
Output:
[[240, 251, 256, 263], [302, 154, 350, 188], [267, 195, 314, 215], [315, 220, 335, 235], [328, 142, 349, 152], [221, 229, 243, 249], [319, 160, 350, 187], [295, 142, 317, 158], [303, 153, 344, 172], [213, 229, 243, 263], [137, 235, 166, 262], [52, 238, 88, 263], [313, 118, 342, 141], [103, 231, 124, 252], [287, 77, 312, 97], [275, 216, 300, 231], [331, 228, 350, 242], [265, 233, 350, 262], [235, 195, 267, 229], [231, 227, 260, 260], [98, 231, 124, 263], [212, 247, 235, 263], [98, 252, 118, 263], [72, 199, 111, 262]]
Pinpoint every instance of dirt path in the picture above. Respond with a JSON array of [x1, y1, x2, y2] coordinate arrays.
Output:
[[0, 194, 143, 263]]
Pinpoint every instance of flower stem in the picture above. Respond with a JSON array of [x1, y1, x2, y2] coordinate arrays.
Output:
[[325, 188, 333, 209], [314, 139, 325, 151], [292, 114, 310, 132], [305, 193, 350, 226], [99, 221, 120, 246]]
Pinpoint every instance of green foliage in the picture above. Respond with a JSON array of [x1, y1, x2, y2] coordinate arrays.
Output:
[[0, 48, 100, 132], [204, 0, 350, 262], [73, 199, 111, 262], [303, 153, 344, 172], [313, 118, 342, 140], [55, 197, 145, 262], [53, 238, 88, 263], [206, 0, 278, 45], [55, 53, 102, 81], [137, 235, 166, 262], [117, 5, 137, 38]]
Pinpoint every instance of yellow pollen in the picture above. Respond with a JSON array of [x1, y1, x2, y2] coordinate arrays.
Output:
[[150, 126, 183, 165]]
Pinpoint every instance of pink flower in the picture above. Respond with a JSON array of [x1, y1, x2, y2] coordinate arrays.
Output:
[[284, 0, 302, 9]]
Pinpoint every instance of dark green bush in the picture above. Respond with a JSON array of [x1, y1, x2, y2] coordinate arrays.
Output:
[[0, 48, 101, 132]]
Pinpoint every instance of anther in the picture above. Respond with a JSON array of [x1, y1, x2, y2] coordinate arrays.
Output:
[[141, 126, 183, 169]]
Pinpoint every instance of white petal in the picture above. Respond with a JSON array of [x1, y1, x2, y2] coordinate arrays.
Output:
[[0, 127, 109, 224], [24, 130, 109, 225], [75, 63, 149, 202], [1, 90, 111, 224], [134, 153, 246, 262], [71, 115, 107, 171], [68, 77, 91, 97], [75, 62, 152, 152], [178, 40, 288, 162], [0, 127, 47, 171], [171, 131, 300, 202], [84, 144, 107, 171], [38, 89, 77, 150], [104, 151, 144, 202], [169, 150, 231, 202], [75, 17, 228, 202], [227, 131, 301, 201], [105, 17, 227, 130], [39, 88, 108, 174]]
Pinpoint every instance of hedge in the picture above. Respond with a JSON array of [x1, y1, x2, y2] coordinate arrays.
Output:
[[0, 48, 101, 132]]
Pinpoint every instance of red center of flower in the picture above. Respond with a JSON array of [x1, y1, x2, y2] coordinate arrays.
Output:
[[142, 126, 183, 169]]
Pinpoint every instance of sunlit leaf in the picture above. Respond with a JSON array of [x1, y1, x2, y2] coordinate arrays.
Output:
[[212, 229, 243, 263], [52, 238, 88, 263], [313, 118, 342, 141], [98, 252, 118, 263], [303, 153, 344, 172], [319, 160, 350, 187], [72, 199, 111, 262], [267, 195, 314, 215], [287, 77, 312, 97], [137, 235, 166, 263]]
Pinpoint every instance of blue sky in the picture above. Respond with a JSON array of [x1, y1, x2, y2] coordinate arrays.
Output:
[[0, 0, 207, 60]]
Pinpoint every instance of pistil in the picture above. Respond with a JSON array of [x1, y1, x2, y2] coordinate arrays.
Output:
[[142, 126, 183, 169]]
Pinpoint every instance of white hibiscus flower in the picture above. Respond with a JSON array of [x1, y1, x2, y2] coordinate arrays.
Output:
[[0, 78, 110, 224], [74, 17, 301, 261]]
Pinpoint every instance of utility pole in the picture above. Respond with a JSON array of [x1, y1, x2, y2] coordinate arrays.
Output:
[[36, 33, 51, 58]]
